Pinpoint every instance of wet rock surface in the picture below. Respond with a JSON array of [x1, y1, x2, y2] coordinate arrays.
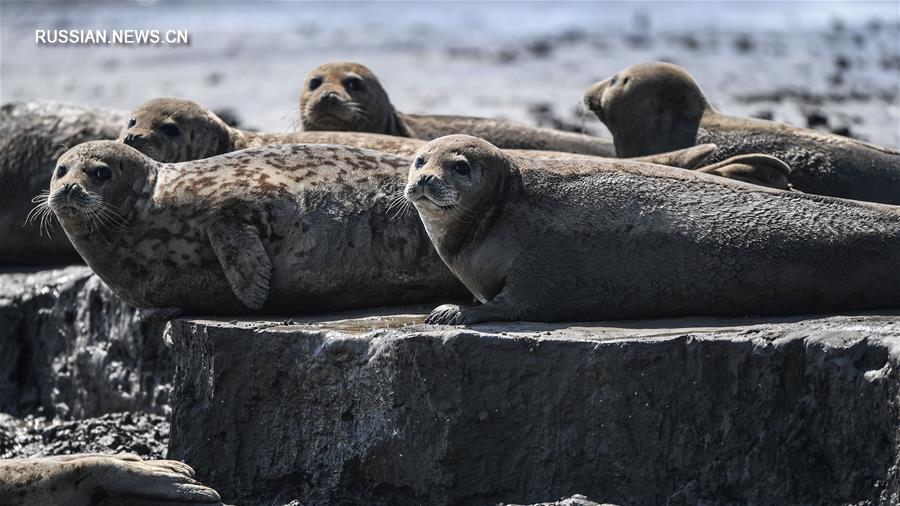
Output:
[[0, 412, 169, 459], [0, 266, 171, 419], [168, 309, 900, 506]]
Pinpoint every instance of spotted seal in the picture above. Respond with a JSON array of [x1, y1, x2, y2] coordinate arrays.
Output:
[[0, 453, 221, 505], [405, 135, 900, 324], [583, 62, 900, 203], [299, 61, 616, 156], [0, 102, 127, 265]]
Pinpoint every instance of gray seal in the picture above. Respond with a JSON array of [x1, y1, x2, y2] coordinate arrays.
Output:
[[46, 140, 468, 320], [405, 135, 900, 324], [583, 61, 900, 204], [299, 61, 617, 156], [0, 102, 127, 265], [0, 453, 221, 505]]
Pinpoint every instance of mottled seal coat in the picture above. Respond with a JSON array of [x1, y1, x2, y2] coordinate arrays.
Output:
[[583, 62, 900, 204], [406, 135, 900, 324], [47, 141, 468, 319], [0, 102, 127, 265], [299, 61, 617, 156], [0, 453, 221, 505], [122, 97, 705, 165]]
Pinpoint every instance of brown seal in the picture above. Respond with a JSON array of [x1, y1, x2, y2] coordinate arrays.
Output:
[[45, 140, 469, 320], [119, 97, 720, 167], [0, 453, 221, 505], [583, 62, 900, 203], [405, 135, 900, 324], [1, 102, 127, 265], [299, 61, 617, 156]]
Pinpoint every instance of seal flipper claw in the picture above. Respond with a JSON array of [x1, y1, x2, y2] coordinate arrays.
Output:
[[207, 221, 272, 310]]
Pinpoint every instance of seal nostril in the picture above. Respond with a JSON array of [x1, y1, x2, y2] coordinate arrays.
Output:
[[418, 175, 433, 187]]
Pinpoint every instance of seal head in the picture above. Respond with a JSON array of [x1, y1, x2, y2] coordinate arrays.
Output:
[[49, 141, 153, 238], [118, 97, 234, 162], [299, 62, 407, 134], [405, 134, 516, 258], [583, 62, 709, 157]]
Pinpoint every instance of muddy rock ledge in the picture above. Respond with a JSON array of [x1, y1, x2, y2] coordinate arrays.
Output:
[[168, 309, 900, 505]]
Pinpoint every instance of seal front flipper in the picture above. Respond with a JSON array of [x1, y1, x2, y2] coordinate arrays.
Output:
[[631, 143, 718, 170], [697, 154, 792, 190], [426, 299, 515, 325], [137, 307, 186, 322], [207, 220, 272, 310]]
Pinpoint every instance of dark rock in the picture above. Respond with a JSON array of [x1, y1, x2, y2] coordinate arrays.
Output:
[[168, 309, 900, 506], [0, 412, 169, 459], [0, 267, 171, 419], [805, 111, 829, 127], [0, 102, 128, 266]]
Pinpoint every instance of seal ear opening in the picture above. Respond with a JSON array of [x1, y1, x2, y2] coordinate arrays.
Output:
[[697, 154, 792, 190]]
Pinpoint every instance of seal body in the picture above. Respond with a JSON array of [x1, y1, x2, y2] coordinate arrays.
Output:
[[300, 61, 616, 156], [407, 136, 900, 324], [48, 141, 467, 317], [0, 102, 127, 265], [583, 62, 900, 204]]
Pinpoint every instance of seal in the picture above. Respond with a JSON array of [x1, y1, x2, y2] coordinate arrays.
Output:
[[0, 453, 221, 505], [299, 61, 617, 156], [583, 62, 900, 203], [121, 97, 712, 166], [0, 101, 127, 265], [405, 135, 900, 324], [45, 140, 469, 320]]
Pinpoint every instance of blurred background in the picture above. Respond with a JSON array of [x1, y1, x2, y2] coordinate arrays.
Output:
[[1, 0, 898, 146]]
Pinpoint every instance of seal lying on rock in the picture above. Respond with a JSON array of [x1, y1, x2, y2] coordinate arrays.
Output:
[[299, 61, 616, 156], [123, 98, 791, 188], [0, 102, 127, 265], [120, 97, 714, 166], [583, 62, 900, 204], [46, 141, 469, 320], [0, 453, 221, 505], [406, 135, 900, 324]]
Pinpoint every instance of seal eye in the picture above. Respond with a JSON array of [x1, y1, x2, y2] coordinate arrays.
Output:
[[414, 156, 425, 169], [55, 165, 68, 178], [610, 76, 617, 86], [453, 160, 471, 176], [308, 77, 322, 91], [91, 166, 112, 182], [622, 77, 630, 85], [127, 118, 136, 128], [161, 124, 180, 137], [343, 77, 365, 92]]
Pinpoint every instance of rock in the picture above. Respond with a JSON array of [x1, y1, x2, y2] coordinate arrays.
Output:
[[505, 494, 611, 506], [168, 309, 900, 505], [0, 101, 128, 266], [0, 412, 169, 459], [0, 267, 171, 419]]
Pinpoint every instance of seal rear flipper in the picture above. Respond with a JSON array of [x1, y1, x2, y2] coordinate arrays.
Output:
[[632, 143, 718, 169], [207, 221, 272, 310], [696, 154, 792, 190]]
